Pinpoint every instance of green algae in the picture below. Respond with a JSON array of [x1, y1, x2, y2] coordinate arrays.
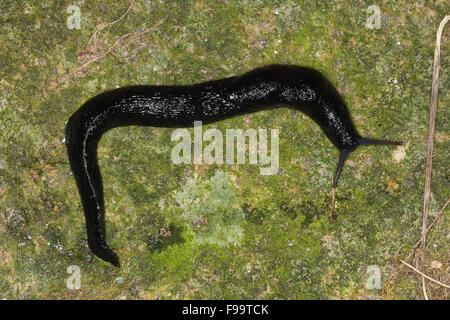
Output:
[[175, 170, 245, 246]]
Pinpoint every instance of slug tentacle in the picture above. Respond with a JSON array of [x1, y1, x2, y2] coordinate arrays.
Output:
[[65, 64, 400, 267], [358, 137, 403, 146], [332, 150, 350, 189]]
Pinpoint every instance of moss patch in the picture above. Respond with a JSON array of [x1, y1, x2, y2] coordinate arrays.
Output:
[[0, 0, 448, 299]]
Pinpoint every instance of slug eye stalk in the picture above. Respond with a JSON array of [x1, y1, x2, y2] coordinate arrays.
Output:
[[333, 137, 402, 189], [330, 137, 402, 219]]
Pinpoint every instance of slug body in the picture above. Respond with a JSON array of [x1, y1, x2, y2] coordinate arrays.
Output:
[[65, 65, 400, 267]]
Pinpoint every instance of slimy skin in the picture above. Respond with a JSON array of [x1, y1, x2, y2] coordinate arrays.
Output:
[[65, 64, 401, 267]]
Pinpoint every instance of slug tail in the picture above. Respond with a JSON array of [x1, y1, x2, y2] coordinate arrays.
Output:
[[358, 137, 403, 146], [65, 106, 121, 268]]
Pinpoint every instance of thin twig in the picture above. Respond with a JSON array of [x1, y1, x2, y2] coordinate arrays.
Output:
[[400, 259, 450, 289], [418, 15, 449, 300], [405, 198, 450, 261], [65, 18, 165, 81], [386, 198, 450, 288], [88, 4, 132, 47]]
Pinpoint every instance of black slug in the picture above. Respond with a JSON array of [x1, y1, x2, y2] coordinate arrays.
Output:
[[65, 64, 401, 267]]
